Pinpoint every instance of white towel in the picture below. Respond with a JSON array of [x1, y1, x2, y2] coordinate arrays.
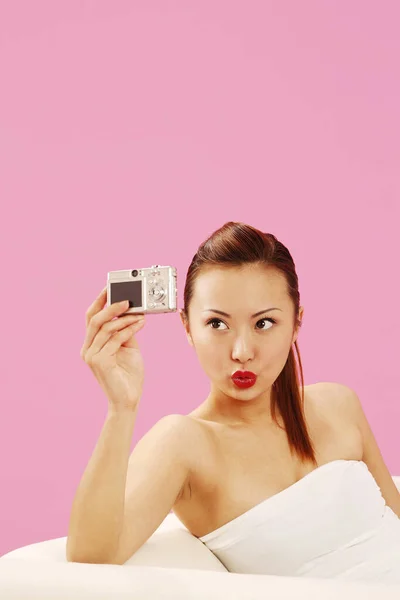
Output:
[[199, 459, 400, 584]]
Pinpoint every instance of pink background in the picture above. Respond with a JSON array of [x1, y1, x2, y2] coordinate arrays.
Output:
[[0, 1, 399, 557]]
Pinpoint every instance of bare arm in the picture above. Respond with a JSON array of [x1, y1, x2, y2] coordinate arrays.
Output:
[[343, 384, 400, 518], [66, 411, 191, 564], [322, 382, 400, 518], [110, 413, 193, 565]]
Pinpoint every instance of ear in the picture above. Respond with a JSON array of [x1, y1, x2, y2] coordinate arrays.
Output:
[[292, 306, 304, 345], [179, 309, 194, 347]]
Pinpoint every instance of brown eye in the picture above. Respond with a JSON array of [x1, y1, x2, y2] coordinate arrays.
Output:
[[207, 318, 227, 330], [206, 318, 276, 330], [256, 318, 276, 330]]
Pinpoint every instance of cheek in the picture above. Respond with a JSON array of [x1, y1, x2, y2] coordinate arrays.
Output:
[[194, 336, 225, 367], [257, 335, 291, 365]]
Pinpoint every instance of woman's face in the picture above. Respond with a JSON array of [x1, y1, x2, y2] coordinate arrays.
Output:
[[180, 265, 304, 402]]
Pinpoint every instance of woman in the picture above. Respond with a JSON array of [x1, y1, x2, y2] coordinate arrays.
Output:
[[67, 221, 400, 583]]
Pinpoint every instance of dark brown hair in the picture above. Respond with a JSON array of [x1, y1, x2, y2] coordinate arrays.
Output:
[[181, 221, 317, 467]]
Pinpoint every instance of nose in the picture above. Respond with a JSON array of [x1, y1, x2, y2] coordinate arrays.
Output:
[[231, 333, 255, 364]]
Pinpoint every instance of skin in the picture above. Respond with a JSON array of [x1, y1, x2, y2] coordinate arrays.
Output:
[[179, 264, 304, 429], [105, 264, 398, 566]]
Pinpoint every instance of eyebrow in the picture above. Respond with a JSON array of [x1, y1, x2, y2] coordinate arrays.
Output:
[[202, 308, 282, 318]]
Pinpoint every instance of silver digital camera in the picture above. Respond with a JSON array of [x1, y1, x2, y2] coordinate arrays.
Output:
[[107, 265, 177, 314]]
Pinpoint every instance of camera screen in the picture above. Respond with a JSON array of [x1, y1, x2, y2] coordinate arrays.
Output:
[[110, 281, 142, 308]]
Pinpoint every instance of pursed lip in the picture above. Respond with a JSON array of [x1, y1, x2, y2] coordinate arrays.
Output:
[[231, 370, 257, 380]]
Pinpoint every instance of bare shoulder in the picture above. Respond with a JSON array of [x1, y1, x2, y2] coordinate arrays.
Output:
[[135, 413, 204, 506], [314, 383, 400, 517], [144, 414, 203, 475], [317, 381, 369, 425], [306, 381, 355, 416], [306, 381, 363, 428], [171, 414, 225, 506], [156, 413, 210, 464], [154, 413, 202, 446], [311, 381, 364, 413], [311, 381, 372, 438], [306, 382, 364, 456]]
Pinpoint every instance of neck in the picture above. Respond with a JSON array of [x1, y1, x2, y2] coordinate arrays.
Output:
[[198, 384, 277, 428]]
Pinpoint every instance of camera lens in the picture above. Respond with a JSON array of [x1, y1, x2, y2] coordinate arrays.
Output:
[[131, 270, 138, 277]]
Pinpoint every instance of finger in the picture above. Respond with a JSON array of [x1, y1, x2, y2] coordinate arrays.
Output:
[[87, 318, 144, 361], [81, 313, 144, 359], [106, 319, 145, 354], [85, 286, 108, 329], [85, 299, 131, 351]]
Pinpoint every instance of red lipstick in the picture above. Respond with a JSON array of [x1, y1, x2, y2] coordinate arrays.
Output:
[[231, 370, 257, 389]]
